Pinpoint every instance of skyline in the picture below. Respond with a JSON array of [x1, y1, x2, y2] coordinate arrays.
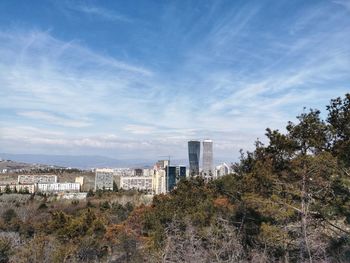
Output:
[[0, 0, 350, 161]]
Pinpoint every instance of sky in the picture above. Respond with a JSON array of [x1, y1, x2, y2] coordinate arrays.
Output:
[[0, 0, 349, 163]]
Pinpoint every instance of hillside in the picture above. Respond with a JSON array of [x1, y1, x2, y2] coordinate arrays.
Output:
[[0, 154, 153, 170]]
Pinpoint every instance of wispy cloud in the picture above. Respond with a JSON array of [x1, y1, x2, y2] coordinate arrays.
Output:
[[0, 1, 349, 161], [64, 3, 132, 23], [17, 111, 91, 128], [0, 30, 153, 119], [333, 0, 350, 11]]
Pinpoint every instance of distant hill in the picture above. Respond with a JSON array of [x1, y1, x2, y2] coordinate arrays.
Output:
[[0, 158, 64, 172], [0, 153, 230, 170], [0, 153, 154, 169], [0, 159, 35, 170]]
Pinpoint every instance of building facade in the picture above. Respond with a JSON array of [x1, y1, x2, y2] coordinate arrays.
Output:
[[134, 169, 143, 176], [18, 174, 57, 184], [166, 165, 186, 192], [120, 176, 153, 192], [188, 141, 200, 176], [154, 160, 169, 170], [202, 140, 214, 179], [0, 184, 35, 193], [75, 176, 84, 186], [95, 169, 114, 191], [152, 169, 166, 194], [215, 163, 231, 178], [37, 183, 80, 193]]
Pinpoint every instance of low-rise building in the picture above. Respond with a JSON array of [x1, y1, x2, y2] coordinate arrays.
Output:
[[215, 163, 232, 178], [114, 168, 134, 177], [142, 169, 152, 177], [120, 176, 153, 192], [56, 192, 87, 200], [75, 176, 84, 186], [18, 174, 57, 184], [0, 184, 35, 193], [37, 183, 80, 193], [134, 168, 143, 176]]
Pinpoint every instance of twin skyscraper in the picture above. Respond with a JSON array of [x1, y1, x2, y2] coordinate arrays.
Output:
[[188, 140, 213, 178]]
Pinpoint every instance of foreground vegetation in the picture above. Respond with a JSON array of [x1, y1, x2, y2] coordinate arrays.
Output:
[[1, 94, 350, 262]]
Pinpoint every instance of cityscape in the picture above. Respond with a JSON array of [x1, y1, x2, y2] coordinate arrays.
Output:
[[0, 139, 232, 197]]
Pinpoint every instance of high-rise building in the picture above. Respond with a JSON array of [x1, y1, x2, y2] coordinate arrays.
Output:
[[95, 168, 114, 191], [202, 139, 213, 179], [152, 169, 166, 194], [188, 140, 200, 176], [155, 160, 169, 170], [166, 165, 186, 192]]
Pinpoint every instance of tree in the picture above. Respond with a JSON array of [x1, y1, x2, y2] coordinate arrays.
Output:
[[4, 185, 11, 194], [0, 238, 11, 263], [113, 181, 118, 192], [327, 93, 350, 166], [87, 189, 94, 197], [286, 109, 328, 155], [221, 103, 349, 262], [99, 201, 110, 211], [75, 237, 103, 262], [2, 209, 17, 224]]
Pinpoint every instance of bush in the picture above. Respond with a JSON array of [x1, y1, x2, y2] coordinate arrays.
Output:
[[87, 189, 94, 197], [38, 203, 48, 210], [2, 209, 17, 224], [99, 201, 110, 211], [0, 238, 11, 263]]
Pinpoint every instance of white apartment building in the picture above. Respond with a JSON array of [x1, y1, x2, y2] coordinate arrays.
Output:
[[154, 160, 169, 170], [0, 184, 35, 193], [152, 169, 166, 194], [114, 168, 134, 177], [215, 163, 232, 178], [18, 174, 57, 184], [142, 169, 152, 177], [95, 168, 114, 191], [37, 183, 80, 193], [120, 176, 153, 192]]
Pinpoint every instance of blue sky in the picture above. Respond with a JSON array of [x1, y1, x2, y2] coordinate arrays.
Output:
[[0, 0, 349, 162]]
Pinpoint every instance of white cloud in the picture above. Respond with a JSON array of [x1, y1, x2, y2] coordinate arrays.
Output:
[[61, 2, 132, 23], [124, 125, 156, 135], [17, 111, 91, 128], [0, 30, 153, 120]]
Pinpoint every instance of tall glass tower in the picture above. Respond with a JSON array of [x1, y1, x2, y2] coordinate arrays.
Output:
[[188, 141, 200, 176], [202, 140, 213, 178]]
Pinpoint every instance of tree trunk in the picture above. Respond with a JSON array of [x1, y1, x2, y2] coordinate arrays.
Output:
[[301, 164, 312, 263]]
